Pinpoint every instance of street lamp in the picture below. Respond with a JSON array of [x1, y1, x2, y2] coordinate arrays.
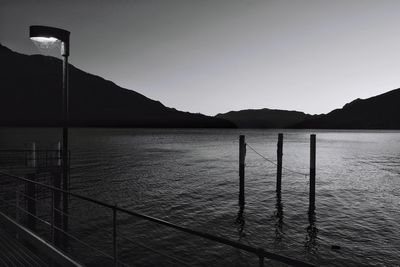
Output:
[[29, 25, 70, 239]]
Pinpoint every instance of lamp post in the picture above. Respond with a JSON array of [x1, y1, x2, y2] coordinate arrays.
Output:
[[29, 25, 70, 242]]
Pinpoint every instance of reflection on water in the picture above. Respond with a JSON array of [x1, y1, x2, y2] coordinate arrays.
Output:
[[274, 192, 284, 242], [305, 207, 318, 254], [235, 206, 245, 238]]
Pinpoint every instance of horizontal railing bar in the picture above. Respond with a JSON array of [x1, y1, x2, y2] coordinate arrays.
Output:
[[52, 207, 191, 266], [0, 156, 62, 158], [0, 171, 115, 209], [21, 209, 50, 228], [17, 191, 53, 204], [18, 192, 40, 203], [0, 197, 125, 267], [0, 226, 49, 267], [0, 197, 50, 227], [117, 234, 191, 267], [0, 211, 84, 267], [0, 213, 123, 266], [0, 170, 315, 267], [117, 207, 314, 266], [119, 207, 258, 252], [3, 192, 191, 266], [0, 150, 62, 152], [26, 157, 62, 159], [0, 204, 128, 266], [0, 196, 118, 264], [52, 225, 128, 267]]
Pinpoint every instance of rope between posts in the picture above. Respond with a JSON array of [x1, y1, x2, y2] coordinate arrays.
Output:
[[245, 143, 309, 177]]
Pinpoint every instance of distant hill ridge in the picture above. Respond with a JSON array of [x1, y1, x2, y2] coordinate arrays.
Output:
[[0, 43, 235, 128], [293, 88, 400, 129], [216, 88, 400, 129], [216, 108, 314, 128]]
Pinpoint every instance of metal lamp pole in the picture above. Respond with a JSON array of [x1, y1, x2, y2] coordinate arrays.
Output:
[[29, 25, 71, 244], [61, 40, 70, 237]]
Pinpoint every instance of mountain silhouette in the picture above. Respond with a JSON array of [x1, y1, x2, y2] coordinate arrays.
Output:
[[0, 44, 235, 128], [294, 89, 400, 129], [3, 43, 400, 130], [216, 108, 314, 128]]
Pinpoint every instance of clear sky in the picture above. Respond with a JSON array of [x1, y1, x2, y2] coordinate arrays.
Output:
[[2, 0, 400, 116]]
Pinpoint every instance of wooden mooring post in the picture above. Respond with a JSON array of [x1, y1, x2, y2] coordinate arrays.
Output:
[[309, 134, 316, 211], [239, 135, 246, 207], [276, 133, 283, 193]]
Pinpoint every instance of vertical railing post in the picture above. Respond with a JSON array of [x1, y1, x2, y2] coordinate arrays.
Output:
[[26, 174, 36, 231], [24, 142, 37, 231], [276, 133, 283, 193], [52, 171, 62, 246], [15, 181, 20, 240], [15, 181, 20, 223], [309, 134, 316, 211], [56, 142, 62, 167], [62, 145, 69, 248], [239, 135, 246, 207], [25, 142, 37, 168], [51, 189, 55, 244], [113, 205, 118, 266], [31, 142, 37, 169]]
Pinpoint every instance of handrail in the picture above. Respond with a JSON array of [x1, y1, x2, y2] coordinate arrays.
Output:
[[0, 195, 128, 266], [52, 206, 191, 266], [0, 170, 316, 267], [0, 211, 84, 267], [0, 149, 61, 152]]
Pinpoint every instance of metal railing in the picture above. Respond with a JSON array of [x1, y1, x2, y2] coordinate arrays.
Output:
[[0, 170, 316, 267]]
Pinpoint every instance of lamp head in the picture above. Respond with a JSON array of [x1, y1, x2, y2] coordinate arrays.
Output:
[[29, 25, 70, 56]]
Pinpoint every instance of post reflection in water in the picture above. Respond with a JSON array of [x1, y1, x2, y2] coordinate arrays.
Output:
[[274, 192, 284, 242], [305, 206, 319, 253], [235, 205, 245, 238]]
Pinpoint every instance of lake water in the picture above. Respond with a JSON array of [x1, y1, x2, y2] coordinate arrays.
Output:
[[0, 128, 399, 266]]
